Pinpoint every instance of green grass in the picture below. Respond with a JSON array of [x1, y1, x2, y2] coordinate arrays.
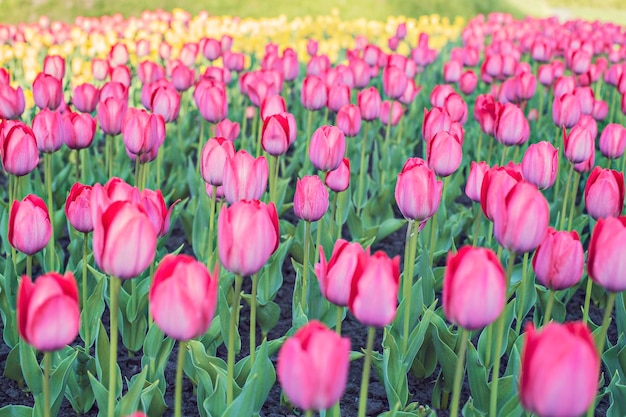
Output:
[[1, 0, 527, 24]]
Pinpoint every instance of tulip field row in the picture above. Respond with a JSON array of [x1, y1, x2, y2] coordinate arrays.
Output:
[[0, 8, 625, 417]]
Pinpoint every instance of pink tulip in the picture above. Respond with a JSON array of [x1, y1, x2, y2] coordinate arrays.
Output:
[[149, 83, 180, 123], [307, 39, 318, 56], [584, 167, 625, 220], [194, 79, 228, 123], [520, 322, 598, 417], [100, 81, 128, 102], [137, 60, 165, 85], [443, 246, 506, 329], [277, 321, 350, 411], [348, 250, 400, 327], [552, 93, 581, 128], [474, 94, 497, 136], [563, 124, 593, 164], [309, 125, 345, 172], [32, 73, 62, 110], [43, 55, 65, 80], [427, 131, 462, 177], [494, 103, 530, 146], [443, 93, 468, 124], [122, 108, 166, 161], [480, 165, 523, 221], [521, 141, 558, 190], [327, 84, 350, 113], [170, 63, 195, 92], [325, 158, 350, 193], [110, 65, 131, 88], [109, 42, 129, 66], [97, 97, 128, 136], [0, 84, 25, 119], [200, 137, 235, 186], [357, 87, 381, 121], [379, 100, 403, 127], [65, 183, 93, 233], [443, 59, 463, 83], [532, 228, 583, 290], [222, 150, 269, 204], [72, 83, 100, 113], [9, 194, 52, 256], [218, 199, 279, 276], [382, 65, 408, 99], [32, 108, 65, 153], [588, 216, 626, 292], [494, 181, 549, 253], [17, 272, 79, 351], [465, 161, 489, 202], [350, 58, 371, 89], [215, 119, 240, 142], [293, 175, 329, 222], [315, 239, 365, 306], [0, 121, 39, 176], [201, 38, 222, 61], [592, 100, 608, 121], [599, 124, 626, 159], [395, 158, 442, 221], [260, 95, 286, 121], [422, 107, 452, 143], [261, 113, 291, 156], [336, 104, 361, 138], [282, 48, 299, 81], [140, 188, 178, 237], [92, 200, 157, 279], [459, 70, 478, 95], [63, 112, 96, 150], [92, 58, 110, 81], [301, 75, 327, 111], [150, 255, 219, 340], [537, 64, 554, 86]]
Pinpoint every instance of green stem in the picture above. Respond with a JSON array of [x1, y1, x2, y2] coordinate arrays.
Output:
[[75, 149, 81, 182], [43, 351, 51, 417], [472, 205, 481, 247], [303, 110, 314, 173], [486, 137, 495, 167], [82, 233, 89, 348], [197, 120, 205, 172], [567, 171, 581, 231], [107, 277, 121, 417], [476, 130, 483, 162], [385, 101, 393, 145], [356, 122, 369, 217], [559, 163, 574, 230], [45, 153, 55, 271], [26, 255, 32, 278], [449, 328, 470, 417], [302, 221, 311, 311], [499, 145, 509, 167], [108, 135, 114, 179], [583, 276, 594, 326], [227, 274, 243, 406], [249, 112, 258, 154], [336, 305, 343, 335], [489, 253, 515, 417], [484, 325, 492, 369], [402, 220, 419, 354], [621, 150, 626, 177], [269, 155, 279, 205], [357, 327, 376, 417], [174, 340, 186, 417], [585, 292, 616, 417], [206, 186, 218, 267], [514, 252, 530, 334], [241, 109, 248, 142], [328, 192, 338, 240], [134, 156, 141, 189], [250, 273, 258, 366], [336, 191, 345, 241], [429, 211, 438, 266], [305, 410, 313, 417], [255, 114, 262, 158], [544, 289, 555, 325]]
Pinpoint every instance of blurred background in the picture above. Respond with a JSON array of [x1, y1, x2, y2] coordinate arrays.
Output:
[[0, 0, 625, 24]]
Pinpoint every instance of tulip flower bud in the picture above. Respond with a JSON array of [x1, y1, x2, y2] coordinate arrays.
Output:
[[427, 131, 463, 177], [301, 75, 327, 111], [277, 321, 350, 411], [309, 125, 346, 172], [65, 183, 93, 233], [215, 119, 240, 142], [218, 200, 279, 276], [171, 63, 196, 92], [293, 176, 329, 222], [32, 108, 65, 153], [395, 158, 442, 221], [422, 107, 452, 143], [480, 165, 524, 221], [588, 216, 626, 292], [552, 93, 581, 128], [222, 150, 269, 204], [357, 87, 382, 121], [327, 83, 351, 113], [122, 108, 166, 161], [138, 60, 164, 85], [532, 228, 584, 290], [459, 70, 478, 95], [336, 104, 361, 138], [150, 255, 219, 341], [443, 246, 506, 329], [592, 99, 608, 121], [0, 84, 25, 120], [260, 95, 286, 121], [9, 194, 52, 256], [584, 167, 625, 220], [443, 59, 463, 83], [520, 322, 598, 417], [150, 84, 181, 123], [1, 121, 39, 176], [32, 72, 63, 110], [379, 100, 403, 127], [382, 65, 408, 99], [315, 239, 365, 306], [72, 83, 100, 114], [261, 113, 291, 156], [17, 272, 80, 352], [563, 124, 593, 164], [325, 158, 350, 193], [97, 97, 128, 136], [494, 103, 530, 146], [599, 123, 626, 159], [465, 161, 489, 202], [521, 141, 558, 190], [194, 79, 228, 123]]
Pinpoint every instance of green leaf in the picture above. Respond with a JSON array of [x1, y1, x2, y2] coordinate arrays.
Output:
[[3, 346, 23, 385], [192, 193, 210, 261], [0, 405, 33, 417], [117, 366, 148, 416], [218, 284, 241, 358], [94, 320, 122, 399], [381, 329, 409, 410], [467, 342, 489, 413], [79, 271, 106, 349], [19, 342, 42, 395], [430, 319, 458, 393], [607, 372, 626, 417]]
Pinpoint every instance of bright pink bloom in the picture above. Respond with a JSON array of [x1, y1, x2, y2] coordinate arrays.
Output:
[[140, 188, 178, 237], [0, 84, 25, 119], [395, 158, 442, 221], [149, 83, 181, 123], [32, 73, 62, 110], [0, 121, 39, 176], [532, 228, 584, 290], [459, 70, 478, 95], [194, 79, 228, 123], [137, 60, 165, 85], [222, 150, 269, 204], [521, 141, 558, 190], [309, 125, 345, 172], [380, 100, 403, 127], [301, 75, 327, 111], [65, 183, 93, 233], [315, 239, 365, 306], [480, 165, 523, 221], [122, 108, 166, 161], [261, 113, 291, 156], [72, 83, 100, 113], [97, 97, 128, 136], [293, 175, 329, 222], [382, 65, 408, 99], [336, 104, 361, 137], [9, 194, 51, 255], [170, 63, 196, 92], [357, 87, 381, 121], [494, 103, 530, 146], [552, 93, 581, 128], [443, 59, 463, 83], [43, 55, 65, 80], [200, 137, 235, 186], [465, 161, 489, 202], [588, 216, 626, 292], [110, 65, 131, 88], [563, 124, 594, 164], [599, 124, 626, 159], [92, 59, 109, 81], [427, 131, 462, 177], [63, 112, 96, 150], [215, 119, 240, 142], [32, 108, 64, 153], [260, 95, 286, 121], [584, 167, 625, 220]]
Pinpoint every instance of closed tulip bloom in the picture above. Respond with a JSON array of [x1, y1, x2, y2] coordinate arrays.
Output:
[[222, 150, 269, 204], [140, 188, 178, 237], [399, 79, 420, 106], [159, 42, 172, 61], [570, 49, 591, 74], [72, 83, 100, 113], [1, 121, 39, 176], [592, 100, 608, 121], [277, 321, 350, 411], [91, 58, 109, 81], [32, 73, 62, 110], [336, 104, 361, 138], [218, 199, 279, 276], [494, 181, 549, 253], [315, 239, 365, 306], [515, 72, 537, 101], [170, 63, 195, 92], [521, 141, 558, 190], [443, 246, 506, 330], [215, 119, 240, 142], [194, 79, 228, 123], [563, 124, 593, 164], [532, 228, 584, 290], [520, 322, 598, 417], [294, 176, 329, 222], [357, 87, 381, 121], [63, 112, 96, 150], [309, 125, 346, 172], [599, 124, 626, 159], [0, 84, 25, 119], [90, 178, 140, 214], [65, 183, 93, 233], [137, 60, 164, 85], [282, 48, 299, 81], [459, 70, 478, 95], [474, 94, 497, 136], [577, 114, 597, 140], [395, 158, 442, 221], [552, 93, 581, 128], [480, 165, 523, 221], [301, 75, 327, 111], [588, 216, 626, 292], [122, 108, 166, 160], [110, 65, 131, 88], [348, 250, 400, 327], [97, 97, 128, 136], [494, 103, 530, 146], [150, 255, 219, 340], [325, 83, 349, 113], [422, 107, 452, 143], [17, 272, 79, 352], [350, 58, 371, 89], [307, 39, 318, 56], [200, 137, 235, 186], [325, 158, 350, 193], [32, 108, 65, 153], [443, 93, 468, 124], [9, 194, 52, 255], [537, 64, 554, 86], [260, 95, 286, 121], [109, 42, 129, 67], [92, 201, 157, 279], [201, 38, 221, 61], [382, 65, 408, 99], [584, 167, 625, 220], [379, 100, 403, 127], [427, 131, 462, 177], [465, 161, 489, 202], [262, 113, 291, 156], [43, 55, 65, 80], [150, 84, 180, 123], [100, 81, 128, 102]]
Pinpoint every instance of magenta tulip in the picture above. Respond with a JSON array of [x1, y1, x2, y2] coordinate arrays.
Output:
[[395, 158, 442, 221], [65, 183, 93, 233], [532, 228, 584, 290], [584, 167, 625, 220], [293, 175, 329, 222], [521, 141, 558, 190], [9, 194, 52, 256]]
